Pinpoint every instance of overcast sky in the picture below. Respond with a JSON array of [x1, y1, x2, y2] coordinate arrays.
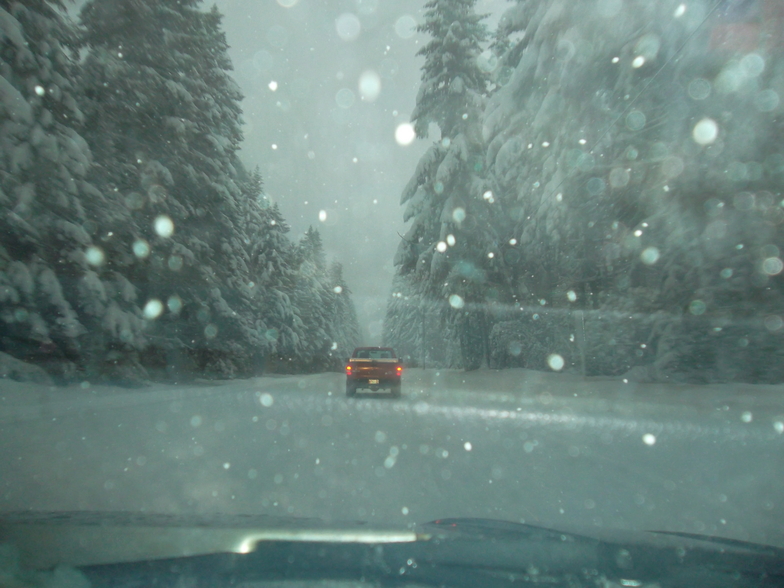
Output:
[[215, 0, 509, 343], [73, 0, 507, 343]]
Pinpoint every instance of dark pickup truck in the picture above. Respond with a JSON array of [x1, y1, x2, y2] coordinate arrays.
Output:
[[345, 347, 402, 398]]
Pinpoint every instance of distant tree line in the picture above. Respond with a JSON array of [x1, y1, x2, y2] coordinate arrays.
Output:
[[384, 0, 784, 383], [0, 0, 360, 384]]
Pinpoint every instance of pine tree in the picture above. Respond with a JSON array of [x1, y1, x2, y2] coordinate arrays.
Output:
[[0, 0, 145, 382], [287, 227, 331, 371], [412, 0, 489, 140], [78, 0, 263, 377], [242, 168, 300, 368], [326, 262, 361, 363], [387, 0, 492, 370]]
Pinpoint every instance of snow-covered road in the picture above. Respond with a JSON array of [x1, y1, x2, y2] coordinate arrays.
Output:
[[1, 369, 783, 548]]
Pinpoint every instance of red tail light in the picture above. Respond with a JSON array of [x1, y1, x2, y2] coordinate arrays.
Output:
[[345, 364, 352, 376], [396, 365, 403, 375]]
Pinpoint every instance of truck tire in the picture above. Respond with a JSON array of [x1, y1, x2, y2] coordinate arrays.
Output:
[[346, 383, 356, 397]]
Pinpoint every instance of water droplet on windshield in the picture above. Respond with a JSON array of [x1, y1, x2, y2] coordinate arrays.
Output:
[[547, 354, 564, 371], [154, 215, 174, 237], [449, 294, 465, 309], [692, 118, 718, 145], [335, 13, 361, 41], [143, 299, 163, 320], [395, 123, 415, 146]]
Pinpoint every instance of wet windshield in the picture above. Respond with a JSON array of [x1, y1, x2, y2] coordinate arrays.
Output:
[[1, 0, 783, 575]]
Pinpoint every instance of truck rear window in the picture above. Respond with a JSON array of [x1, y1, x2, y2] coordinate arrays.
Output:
[[355, 350, 394, 359]]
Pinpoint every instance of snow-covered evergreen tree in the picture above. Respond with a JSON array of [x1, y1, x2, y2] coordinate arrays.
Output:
[[285, 227, 331, 371], [325, 262, 361, 363], [78, 0, 264, 377], [242, 168, 301, 368], [481, 0, 784, 382], [0, 0, 145, 382], [386, 0, 493, 369], [412, 0, 489, 140]]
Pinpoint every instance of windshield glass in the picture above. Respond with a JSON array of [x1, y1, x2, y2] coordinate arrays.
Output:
[[1, 0, 783, 575]]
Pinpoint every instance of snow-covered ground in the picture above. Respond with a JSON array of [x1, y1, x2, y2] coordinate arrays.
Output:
[[1, 368, 783, 550]]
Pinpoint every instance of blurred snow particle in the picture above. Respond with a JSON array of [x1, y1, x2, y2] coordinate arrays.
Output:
[[642, 433, 656, 445], [446, 234, 456, 246], [402, 506, 409, 515], [662, 156, 685, 178], [740, 53, 765, 78], [567, 290, 577, 302], [395, 123, 415, 146], [167, 295, 182, 314], [609, 167, 630, 188], [720, 268, 734, 279], [276, 0, 299, 6], [452, 207, 466, 223], [359, 70, 381, 102], [640, 247, 660, 265], [764, 315, 783, 331], [436, 241, 447, 253], [394, 14, 417, 39], [204, 324, 218, 339], [635, 33, 661, 62], [692, 118, 718, 145], [85, 246, 105, 266], [674, 3, 686, 17], [547, 354, 565, 371], [271, 144, 278, 150], [488, 252, 495, 259], [611, 56, 620, 64], [762, 257, 783, 276], [34, 85, 45, 96], [626, 110, 646, 130], [143, 299, 164, 320], [774, 421, 784, 434], [741, 411, 753, 423], [689, 300, 707, 315], [464, 442, 472, 451], [375, 430, 386, 443], [335, 88, 355, 108], [509, 238, 517, 245], [154, 215, 174, 238], [632, 56, 646, 68], [319, 210, 327, 222], [483, 190, 495, 203], [268, 80, 278, 91], [449, 294, 465, 309], [168, 255, 183, 271], [688, 78, 712, 100], [755, 89, 780, 112], [477, 50, 499, 73], [333, 286, 343, 294], [335, 13, 361, 41], [307, 150, 316, 160], [260, 393, 274, 407]]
